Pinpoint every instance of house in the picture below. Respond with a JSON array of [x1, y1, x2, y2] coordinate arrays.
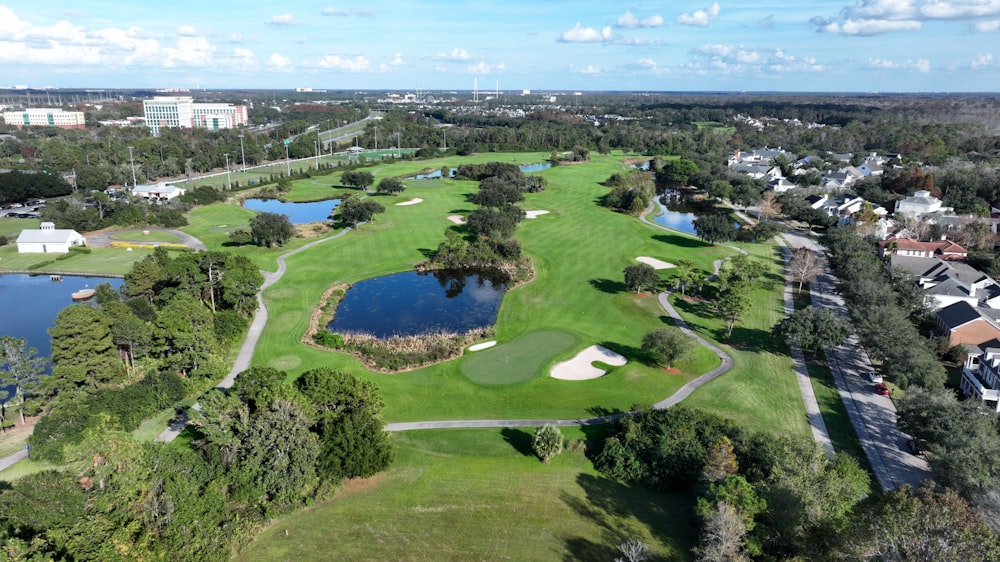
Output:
[[15, 222, 86, 253], [131, 182, 186, 202], [820, 194, 866, 224], [768, 177, 798, 193], [960, 342, 1000, 413], [877, 237, 968, 260], [804, 194, 828, 210], [935, 301, 1000, 347], [894, 190, 948, 217], [890, 255, 1000, 310]]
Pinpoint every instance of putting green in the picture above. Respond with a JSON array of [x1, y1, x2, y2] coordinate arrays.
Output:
[[461, 330, 577, 385]]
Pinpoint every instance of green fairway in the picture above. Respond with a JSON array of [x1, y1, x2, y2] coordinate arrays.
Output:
[[234, 428, 696, 562], [461, 330, 578, 385], [0, 217, 39, 242], [219, 152, 735, 422], [109, 229, 182, 243], [0, 244, 154, 275]]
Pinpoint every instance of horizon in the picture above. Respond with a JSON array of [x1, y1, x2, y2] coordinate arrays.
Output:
[[2, 1, 1000, 93]]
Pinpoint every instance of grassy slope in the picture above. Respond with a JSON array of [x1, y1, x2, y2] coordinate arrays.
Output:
[[234, 428, 696, 562], [244, 153, 732, 422]]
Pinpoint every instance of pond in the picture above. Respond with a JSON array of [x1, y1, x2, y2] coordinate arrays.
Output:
[[519, 162, 552, 173], [406, 162, 551, 180], [242, 198, 341, 224], [0, 273, 125, 401], [328, 269, 507, 339], [650, 198, 698, 235]]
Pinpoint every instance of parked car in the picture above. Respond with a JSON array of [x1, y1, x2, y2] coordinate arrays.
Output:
[[907, 439, 924, 455], [868, 371, 883, 383], [875, 383, 890, 396]]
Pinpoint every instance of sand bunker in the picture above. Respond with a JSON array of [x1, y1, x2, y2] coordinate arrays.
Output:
[[636, 256, 676, 270], [550, 345, 628, 380], [467, 340, 497, 352], [396, 198, 423, 206], [525, 210, 550, 219], [447, 215, 467, 224]]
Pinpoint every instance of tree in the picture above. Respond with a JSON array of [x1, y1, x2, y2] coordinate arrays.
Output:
[[960, 218, 995, 252], [249, 211, 295, 247], [47, 304, 123, 397], [376, 176, 406, 195], [341, 170, 374, 190], [531, 424, 563, 464], [701, 436, 738, 484], [674, 259, 703, 296], [693, 502, 750, 562], [693, 214, 737, 244], [624, 263, 660, 294], [338, 197, 386, 227], [0, 337, 46, 427], [655, 158, 699, 189], [773, 306, 852, 356], [789, 247, 823, 292], [615, 539, 653, 562], [716, 281, 752, 337], [755, 191, 782, 221], [466, 204, 524, 239], [237, 399, 320, 508], [641, 328, 694, 369]]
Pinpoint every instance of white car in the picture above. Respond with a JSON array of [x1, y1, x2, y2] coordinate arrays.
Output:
[[868, 372, 883, 384]]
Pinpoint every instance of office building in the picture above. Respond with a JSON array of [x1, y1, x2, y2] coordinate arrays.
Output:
[[2, 108, 86, 129], [142, 96, 248, 135]]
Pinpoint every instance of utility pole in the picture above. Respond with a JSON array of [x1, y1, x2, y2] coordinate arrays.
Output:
[[314, 139, 320, 170], [127, 146, 137, 187], [238, 134, 246, 172], [374, 124, 378, 151], [396, 131, 401, 158], [284, 140, 290, 176], [224, 153, 232, 190]]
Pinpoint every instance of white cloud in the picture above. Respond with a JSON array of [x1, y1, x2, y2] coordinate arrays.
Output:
[[697, 44, 761, 63], [973, 19, 1000, 32], [267, 14, 296, 26], [557, 22, 613, 42], [575, 64, 600, 74], [321, 6, 349, 16], [227, 33, 245, 44], [389, 52, 403, 66], [176, 25, 196, 37], [971, 52, 995, 69], [468, 61, 505, 74], [866, 57, 932, 71], [435, 48, 469, 61], [815, 1, 1000, 35], [164, 37, 214, 68], [677, 3, 721, 27], [616, 11, 664, 28], [268, 53, 292, 71], [686, 44, 824, 75], [317, 54, 371, 71]]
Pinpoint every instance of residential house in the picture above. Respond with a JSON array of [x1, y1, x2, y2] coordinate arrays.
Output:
[[878, 237, 969, 260], [960, 343, 1000, 413], [893, 256, 1000, 310], [15, 222, 86, 253], [935, 301, 1000, 347], [768, 177, 798, 193], [131, 182, 186, 202], [894, 190, 948, 217]]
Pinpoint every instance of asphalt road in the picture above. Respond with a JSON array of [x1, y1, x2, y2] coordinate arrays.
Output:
[[782, 230, 932, 491]]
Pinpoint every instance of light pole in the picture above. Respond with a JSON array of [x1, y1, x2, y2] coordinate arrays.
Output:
[[238, 134, 246, 172], [396, 131, 401, 158], [284, 140, 290, 176], [314, 139, 320, 170], [224, 153, 232, 190], [374, 124, 378, 151], [127, 146, 137, 187]]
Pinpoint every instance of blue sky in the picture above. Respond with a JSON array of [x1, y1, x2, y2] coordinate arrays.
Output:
[[1, 1, 999, 92]]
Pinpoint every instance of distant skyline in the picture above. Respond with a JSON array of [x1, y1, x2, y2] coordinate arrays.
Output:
[[1, 1, 999, 93]]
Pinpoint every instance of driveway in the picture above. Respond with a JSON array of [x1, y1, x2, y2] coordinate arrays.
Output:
[[782, 230, 932, 490], [85, 228, 207, 251]]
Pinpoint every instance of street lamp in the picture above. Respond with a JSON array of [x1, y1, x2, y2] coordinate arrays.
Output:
[[314, 139, 320, 170], [238, 134, 246, 172], [127, 146, 137, 187], [224, 153, 232, 190], [284, 139, 291, 176]]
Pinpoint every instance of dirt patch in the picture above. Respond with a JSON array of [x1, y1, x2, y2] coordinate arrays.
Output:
[[0, 415, 39, 443], [660, 367, 682, 375], [335, 473, 388, 498]]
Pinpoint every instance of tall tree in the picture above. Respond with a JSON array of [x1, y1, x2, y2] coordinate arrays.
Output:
[[788, 247, 823, 292], [694, 214, 737, 244], [693, 502, 750, 562], [375, 176, 406, 195], [249, 211, 295, 247], [0, 337, 46, 426], [624, 263, 660, 294], [531, 424, 564, 464], [716, 281, 753, 337], [774, 306, 852, 357], [641, 328, 694, 369], [48, 305, 122, 397]]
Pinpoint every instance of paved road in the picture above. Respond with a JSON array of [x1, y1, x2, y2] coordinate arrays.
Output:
[[781, 230, 932, 491], [0, 449, 27, 471]]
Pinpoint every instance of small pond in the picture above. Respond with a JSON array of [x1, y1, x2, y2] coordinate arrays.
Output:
[[650, 198, 698, 235], [243, 198, 341, 224], [628, 160, 651, 170], [407, 168, 456, 180], [519, 162, 552, 173], [0, 274, 125, 401], [328, 269, 507, 339]]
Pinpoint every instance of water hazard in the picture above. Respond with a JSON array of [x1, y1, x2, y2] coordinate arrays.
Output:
[[242, 198, 341, 224]]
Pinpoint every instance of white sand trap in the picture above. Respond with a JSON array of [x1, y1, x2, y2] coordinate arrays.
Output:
[[396, 198, 423, 206], [550, 345, 628, 380], [636, 256, 676, 270], [447, 215, 467, 224], [525, 210, 550, 219], [467, 340, 497, 352]]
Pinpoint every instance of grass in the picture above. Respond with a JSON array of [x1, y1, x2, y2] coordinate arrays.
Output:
[[109, 229, 182, 243], [804, 355, 868, 464], [461, 330, 578, 385], [0, 217, 40, 241], [671, 243, 811, 438], [0, 244, 155, 275], [234, 428, 696, 562], [214, 151, 736, 422], [0, 458, 55, 481]]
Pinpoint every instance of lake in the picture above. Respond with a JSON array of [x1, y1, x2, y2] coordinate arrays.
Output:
[[328, 269, 507, 339], [650, 199, 698, 235], [0, 273, 124, 402], [243, 198, 341, 224]]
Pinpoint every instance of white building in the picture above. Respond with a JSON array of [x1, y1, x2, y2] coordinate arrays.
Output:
[[143, 96, 248, 135], [131, 182, 186, 201], [2, 108, 86, 130], [895, 190, 950, 217], [16, 222, 86, 253]]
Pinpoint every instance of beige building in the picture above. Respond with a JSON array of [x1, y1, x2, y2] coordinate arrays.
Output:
[[2, 108, 86, 129], [143, 96, 248, 135]]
